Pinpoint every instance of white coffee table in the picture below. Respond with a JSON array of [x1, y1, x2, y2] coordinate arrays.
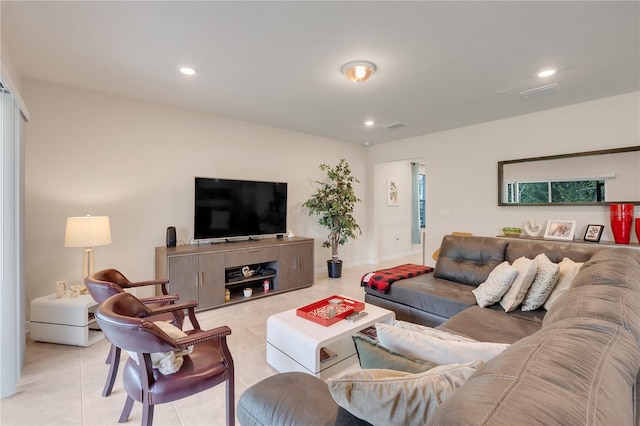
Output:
[[266, 298, 395, 380]]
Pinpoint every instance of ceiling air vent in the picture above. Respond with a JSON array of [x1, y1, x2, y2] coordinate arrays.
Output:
[[520, 83, 562, 98], [382, 121, 407, 130]]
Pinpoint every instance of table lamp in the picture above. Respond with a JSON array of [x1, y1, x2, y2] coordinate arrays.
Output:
[[64, 215, 112, 280]]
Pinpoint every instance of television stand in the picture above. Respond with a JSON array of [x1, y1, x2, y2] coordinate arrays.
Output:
[[155, 236, 314, 311]]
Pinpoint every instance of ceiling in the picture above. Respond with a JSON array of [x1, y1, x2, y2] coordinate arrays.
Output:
[[2, 1, 639, 145]]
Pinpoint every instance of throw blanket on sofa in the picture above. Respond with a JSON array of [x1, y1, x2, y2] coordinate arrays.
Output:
[[361, 264, 433, 293]]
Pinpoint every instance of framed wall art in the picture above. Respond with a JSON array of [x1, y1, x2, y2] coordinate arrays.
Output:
[[583, 224, 604, 242], [387, 179, 399, 206], [544, 220, 577, 241]]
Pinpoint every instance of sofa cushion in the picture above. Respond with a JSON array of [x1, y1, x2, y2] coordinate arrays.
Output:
[[376, 322, 509, 364], [237, 372, 367, 426], [521, 253, 559, 311], [544, 248, 640, 343], [504, 238, 601, 264], [434, 235, 508, 286], [436, 305, 544, 344], [427, 318, 640, 426], [329, 360, 482, 426], [364, 274, 477, 321], [472, 261, 517, 308], [543, 285, 640, 344], [570, 248, 640, 292], [499, 256, 537, 312], [352, 335, 437, 373]]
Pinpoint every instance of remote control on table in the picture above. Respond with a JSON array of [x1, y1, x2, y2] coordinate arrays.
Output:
[[346, 311, 368, 322]]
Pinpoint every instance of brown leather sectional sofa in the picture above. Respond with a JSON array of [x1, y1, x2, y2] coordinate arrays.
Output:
[[365, 235, 604, 341], [237, 235, 640, 425]]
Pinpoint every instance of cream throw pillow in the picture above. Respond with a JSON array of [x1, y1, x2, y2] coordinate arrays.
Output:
[[499, 256, 537, 312], [376, 322, 509, 364], [521, 253, 560, 311], [472, 261, 518, 308], [128, 321, 193, 375], [392, 320, 477, 342], [543, 257, 583, 310], [328, 360, 483, 426]]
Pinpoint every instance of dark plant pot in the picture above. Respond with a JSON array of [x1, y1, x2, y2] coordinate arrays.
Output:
[[327, 260, 343, 278]]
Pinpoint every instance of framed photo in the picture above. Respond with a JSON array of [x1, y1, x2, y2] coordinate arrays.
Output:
[[583, 224, 604, 242], [544, 220, 577, 241], [387, 179, 399, 206]]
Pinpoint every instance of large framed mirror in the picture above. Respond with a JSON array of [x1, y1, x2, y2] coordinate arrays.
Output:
[[498, 146, 640, 206]]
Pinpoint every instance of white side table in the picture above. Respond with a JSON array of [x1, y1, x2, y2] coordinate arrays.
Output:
[[266, 300, 395, 380], [30, 293, 104, 347]]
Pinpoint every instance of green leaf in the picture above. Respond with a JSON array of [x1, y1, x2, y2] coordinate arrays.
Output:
[[302, 159, 362, 259]]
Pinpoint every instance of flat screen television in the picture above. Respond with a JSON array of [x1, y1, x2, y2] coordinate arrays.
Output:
[[194, 177, 287, 240]]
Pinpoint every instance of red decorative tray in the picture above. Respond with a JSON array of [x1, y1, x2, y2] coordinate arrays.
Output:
[[296, 295, 365, 326]]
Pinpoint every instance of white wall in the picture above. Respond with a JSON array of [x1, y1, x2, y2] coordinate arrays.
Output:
[[23, 78, 368, 302], [373, 159, 424, 260], [368, 91, 640, 264], [22, 78, 640, 303]]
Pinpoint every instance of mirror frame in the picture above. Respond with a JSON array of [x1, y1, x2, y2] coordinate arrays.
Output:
[[498, 146, 640, 206]]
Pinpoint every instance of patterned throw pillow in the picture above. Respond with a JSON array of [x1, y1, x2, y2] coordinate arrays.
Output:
[[521, 253, 560, 311], [472, 261, 518, 308]]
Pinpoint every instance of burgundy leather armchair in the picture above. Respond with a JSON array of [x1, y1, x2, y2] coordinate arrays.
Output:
[[96, 292, 234, 426], [85, 269, 183, 396]]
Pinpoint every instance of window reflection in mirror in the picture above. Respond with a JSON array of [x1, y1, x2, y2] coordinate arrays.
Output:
[[498, 146, 640, 206]]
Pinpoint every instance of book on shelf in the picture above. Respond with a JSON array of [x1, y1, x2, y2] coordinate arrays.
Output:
[[319, 347, 338, 364], [357, 325, 378, 341]]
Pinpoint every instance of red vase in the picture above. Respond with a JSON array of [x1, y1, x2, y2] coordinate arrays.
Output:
[[609, 204, 633, 244], [636, 217, 640, 244]]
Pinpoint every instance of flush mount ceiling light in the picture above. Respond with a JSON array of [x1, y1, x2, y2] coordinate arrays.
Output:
[[364, 120, 375, 126], [341, 61, 376, 83], [179, 66, 197, 76], [537, 68, 557, 78]]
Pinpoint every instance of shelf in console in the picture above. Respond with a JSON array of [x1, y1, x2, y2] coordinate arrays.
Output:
[[225, 275, 272, 287], [226, 290, 271, 305]]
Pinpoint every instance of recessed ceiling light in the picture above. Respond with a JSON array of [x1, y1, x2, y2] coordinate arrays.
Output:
[[179, 67, 197, 76], [364, 120, 375, 126], [537, 68, 556, 78]]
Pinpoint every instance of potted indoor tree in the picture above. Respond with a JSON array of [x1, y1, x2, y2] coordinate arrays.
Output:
[[303, 158, 361, 278]]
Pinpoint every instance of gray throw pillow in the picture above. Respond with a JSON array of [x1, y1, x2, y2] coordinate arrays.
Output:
[[352, 335, 437, 373], [521, 253, 560, 311]]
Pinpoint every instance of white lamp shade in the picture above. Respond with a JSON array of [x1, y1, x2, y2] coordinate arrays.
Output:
[[64, 216, 112, 248]]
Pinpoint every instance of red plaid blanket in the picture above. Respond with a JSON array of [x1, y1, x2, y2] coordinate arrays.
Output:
[[361, 263, 433, 294]]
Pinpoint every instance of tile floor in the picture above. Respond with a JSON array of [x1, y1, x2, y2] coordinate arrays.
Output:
[[1, 254, 420, 426]]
